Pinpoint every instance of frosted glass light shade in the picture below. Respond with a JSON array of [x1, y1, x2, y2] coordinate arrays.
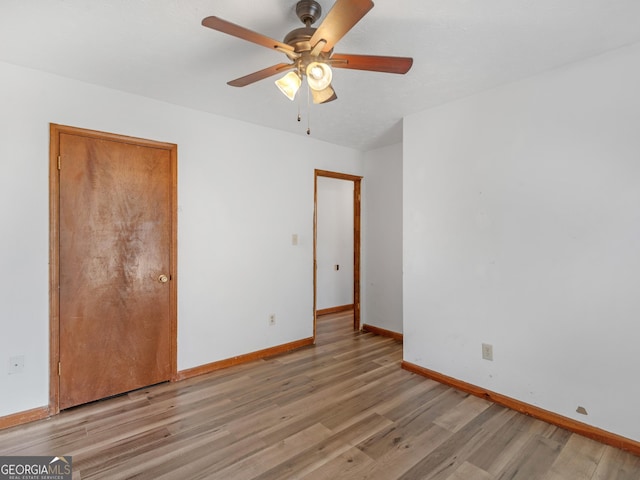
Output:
[[275, 71, 302, 100], [311, 85, 336, 104], [306, 62, 332, 91]]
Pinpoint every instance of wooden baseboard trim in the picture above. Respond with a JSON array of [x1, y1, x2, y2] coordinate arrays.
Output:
[[316, 304, 354, 316], [175, 337, 315, 381], [401, 361, 640, 456], [0, 406, 50, 430], [1, 339, 316, 429], [362, 324, 403, 342]]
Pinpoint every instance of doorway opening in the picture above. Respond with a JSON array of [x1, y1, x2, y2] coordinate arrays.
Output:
[[313, 169, 362, 338]]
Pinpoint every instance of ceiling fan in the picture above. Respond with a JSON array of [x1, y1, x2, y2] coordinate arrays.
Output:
[[202, 0, 413, 104]]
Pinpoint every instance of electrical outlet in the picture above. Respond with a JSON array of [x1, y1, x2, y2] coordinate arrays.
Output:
[[9, 355, 25, 374], [269, 314, 276, 326], [482, 343, 493, 361]]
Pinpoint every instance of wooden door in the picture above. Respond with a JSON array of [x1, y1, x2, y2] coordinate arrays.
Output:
[[51, 125, 177, 410]]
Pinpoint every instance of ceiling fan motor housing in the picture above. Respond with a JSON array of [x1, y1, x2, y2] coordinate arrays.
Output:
[[296, 0, 322, 26], [283, 27, 332, 73], [284, 1, 333, 70]]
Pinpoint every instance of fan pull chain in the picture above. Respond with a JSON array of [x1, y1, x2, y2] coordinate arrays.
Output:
[[306, 82, 311, 135], [293, 81, 311, 135]]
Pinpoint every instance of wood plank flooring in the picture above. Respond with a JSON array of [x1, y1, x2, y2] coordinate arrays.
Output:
[[1, 312, 639, 479]]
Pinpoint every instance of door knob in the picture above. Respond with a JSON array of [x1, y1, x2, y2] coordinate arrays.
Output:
[[158, 274, 169, 283]]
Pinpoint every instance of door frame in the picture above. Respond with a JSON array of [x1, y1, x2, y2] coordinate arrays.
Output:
[[313, 169, 362, 337], [49, 124, 178, 415]]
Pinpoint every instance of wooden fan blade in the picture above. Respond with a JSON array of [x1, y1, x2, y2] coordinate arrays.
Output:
[[309, 0, 374, 53], [330, 53, 413, 74], [228, 63, 295, 87], [202, 16, 294, 53]]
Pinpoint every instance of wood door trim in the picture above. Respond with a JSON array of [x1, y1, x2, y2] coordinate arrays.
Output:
[[313, 170, 362, 339], [353, 179, 361, 330], [49, 124, 178, 414], [48, 125, 61, 414]]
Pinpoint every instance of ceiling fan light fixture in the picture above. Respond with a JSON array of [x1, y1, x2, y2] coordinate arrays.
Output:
[[306, 62, 332, 91], [275, 71, 302, 100], [311, 84, 337, 104]]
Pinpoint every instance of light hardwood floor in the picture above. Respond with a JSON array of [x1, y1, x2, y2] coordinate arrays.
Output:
[[1, 312, 639, 479]]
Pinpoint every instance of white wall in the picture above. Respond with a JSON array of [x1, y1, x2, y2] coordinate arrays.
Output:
[[403, 42, 640, 441], [316, 177, 354, 310], [362, 143, 403, 333], [0, 61, 363, 418]]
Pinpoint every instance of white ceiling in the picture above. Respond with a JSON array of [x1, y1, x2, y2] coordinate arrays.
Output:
[[2, 0, 640, 151]]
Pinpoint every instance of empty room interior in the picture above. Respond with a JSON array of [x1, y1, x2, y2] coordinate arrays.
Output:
[[1, 0, 640, 478]]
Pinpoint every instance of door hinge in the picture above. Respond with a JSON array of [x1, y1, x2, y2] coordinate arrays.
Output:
[[57, 156, 61, 170], [58, 362, 61, 376]]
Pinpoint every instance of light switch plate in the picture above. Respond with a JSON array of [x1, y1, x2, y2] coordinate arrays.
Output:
[[482, 343, 493, 361]]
